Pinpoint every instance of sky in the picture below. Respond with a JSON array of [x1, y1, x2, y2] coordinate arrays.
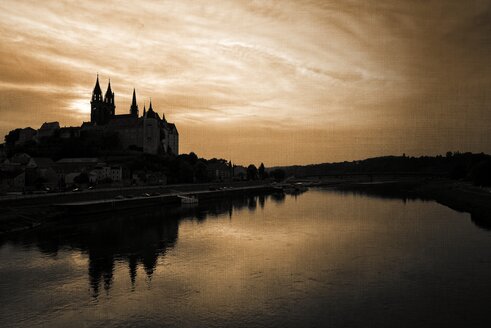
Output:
[[0, 0, 490, 166]]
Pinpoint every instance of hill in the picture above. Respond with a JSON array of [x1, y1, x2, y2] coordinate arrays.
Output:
[[273, 152, 491, 186]]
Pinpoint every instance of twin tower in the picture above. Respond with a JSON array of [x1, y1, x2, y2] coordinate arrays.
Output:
[[90, 75, 139, 125]]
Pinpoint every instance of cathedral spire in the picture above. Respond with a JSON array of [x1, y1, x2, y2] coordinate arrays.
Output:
[[92, 74, 102, 98], [148, 98, 153, 112], [91, 73, 110, 124], [103, 78, 115, 120], [104, 79, 113, 102], [132, 88, 137, 106], [130, 88, 138, 117]]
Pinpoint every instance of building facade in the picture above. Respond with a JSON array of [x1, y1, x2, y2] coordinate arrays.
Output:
[[89, 76, 179, 155], [37, 122, 60, 139]]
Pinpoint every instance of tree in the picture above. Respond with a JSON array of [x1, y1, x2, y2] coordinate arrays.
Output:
[[449, 164, 467, 180], [258, 163, 266, 180], [177, 160, 194, 183], [271, 168, 286, 182], [470, 160, 491, 187], [194, 161, 208, 182], [188, 152, 198, 165], [246, 164, 258, 180], [5, 129, 21, 146]]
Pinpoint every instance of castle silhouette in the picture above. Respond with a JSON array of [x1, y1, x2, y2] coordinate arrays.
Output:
[[86, 75, 178, 155]]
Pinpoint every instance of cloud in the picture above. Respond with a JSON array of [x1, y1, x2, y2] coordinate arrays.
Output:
[[0, 0, 490, 165]]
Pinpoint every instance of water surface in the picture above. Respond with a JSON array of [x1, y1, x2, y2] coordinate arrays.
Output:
[[1, 189, 491, 327]]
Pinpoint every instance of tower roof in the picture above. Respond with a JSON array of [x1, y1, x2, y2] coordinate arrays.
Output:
[[93, 74, 102, 95], [148, 99, 153, 112], [145, 99, 160, 119], [131, 88, 137, 106], [105, 79, 113, 98], [130, 88, 139, 117]]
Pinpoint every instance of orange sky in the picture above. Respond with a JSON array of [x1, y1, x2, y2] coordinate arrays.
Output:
[[1, 0, 490, 166]]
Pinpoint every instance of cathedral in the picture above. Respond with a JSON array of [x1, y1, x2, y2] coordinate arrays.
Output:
[[86, 75, 178, 155]]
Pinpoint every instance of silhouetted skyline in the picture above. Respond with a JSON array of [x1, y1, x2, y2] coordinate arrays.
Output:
[[1, 1, 490, 165]]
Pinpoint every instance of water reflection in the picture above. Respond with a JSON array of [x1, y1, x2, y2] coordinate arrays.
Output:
[[0, 191, 287, 297], [85, 215, 179, 297], [332, 187, 424, 203], [330, 186, 490, 230], [270, 191, 286, 204], [2, 189, 491, 328]]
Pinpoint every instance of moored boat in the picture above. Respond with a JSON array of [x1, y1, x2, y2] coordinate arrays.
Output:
[[178, 195, 198, 204]]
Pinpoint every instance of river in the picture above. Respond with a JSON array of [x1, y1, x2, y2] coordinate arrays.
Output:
[[1, 188, 491, 327]]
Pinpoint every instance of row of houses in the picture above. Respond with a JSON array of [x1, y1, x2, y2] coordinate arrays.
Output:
[[0, 154, 124, 191], [13, 122, 68, 146], [206, 161, 247, 181]]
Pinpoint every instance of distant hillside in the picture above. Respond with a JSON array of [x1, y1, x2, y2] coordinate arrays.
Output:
[[272, 152, 491, 181]]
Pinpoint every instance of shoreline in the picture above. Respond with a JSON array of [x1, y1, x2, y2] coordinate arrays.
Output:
[[331, 177, 491, 222], [0, 182, 276, 235], [2, 177, 491, 236]]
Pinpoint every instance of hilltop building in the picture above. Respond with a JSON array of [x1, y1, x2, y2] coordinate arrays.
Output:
[[37, 122, 60, 139], [3, 75, 179, 156], [1, 75, 181, 191], [85, 75, 179, 155]]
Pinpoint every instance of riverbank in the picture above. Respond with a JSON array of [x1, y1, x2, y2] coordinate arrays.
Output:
[[331, 177, 491, 221], [2, 177, 490, 236], [0, 181, 271, 235]]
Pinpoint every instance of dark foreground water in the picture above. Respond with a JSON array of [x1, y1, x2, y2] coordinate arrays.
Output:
[[1, 189, 491, 328]]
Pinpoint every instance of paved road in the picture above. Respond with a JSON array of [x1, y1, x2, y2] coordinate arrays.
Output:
[[0, 181, 267, 208]]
